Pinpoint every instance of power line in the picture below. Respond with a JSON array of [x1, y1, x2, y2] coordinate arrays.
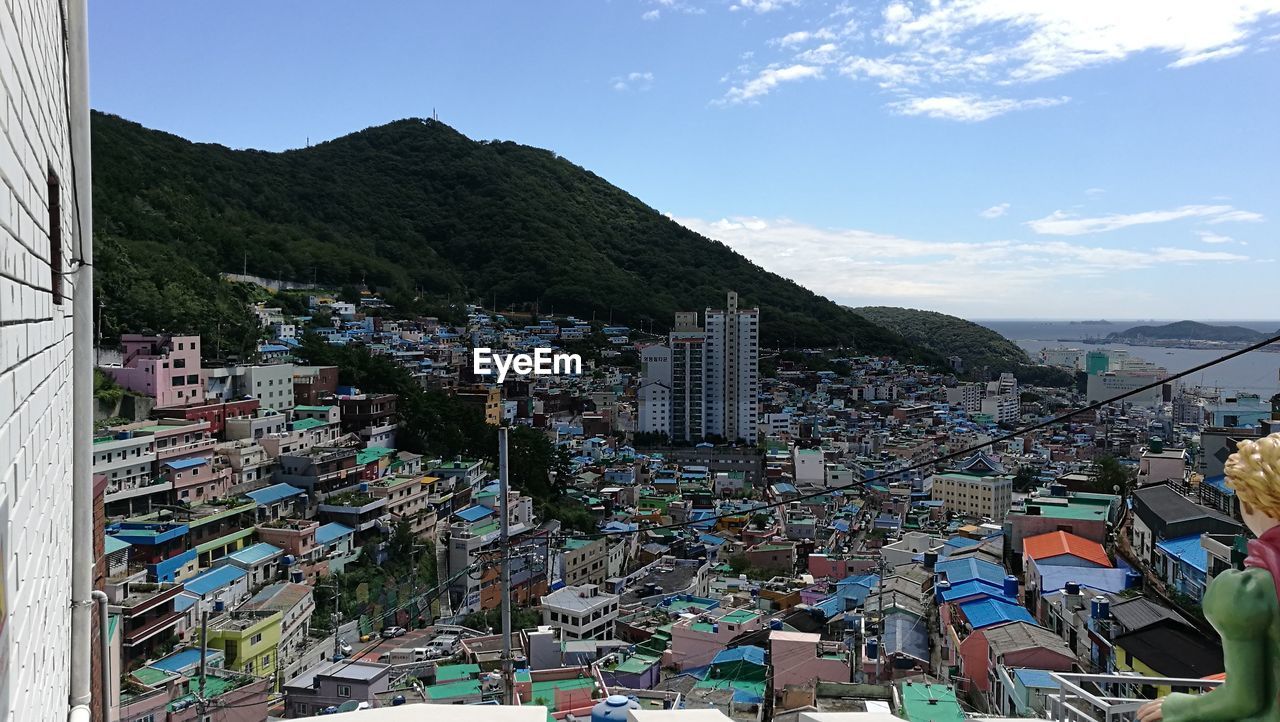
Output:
[[566, 332, 1280, 540]]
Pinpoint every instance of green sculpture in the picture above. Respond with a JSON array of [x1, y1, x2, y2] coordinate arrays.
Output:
[[1138, 432, 1280, 722]]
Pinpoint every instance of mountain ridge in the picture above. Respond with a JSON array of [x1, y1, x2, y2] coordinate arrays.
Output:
[[91, 112, 940, 363], [1107, 320, 1278, 343]]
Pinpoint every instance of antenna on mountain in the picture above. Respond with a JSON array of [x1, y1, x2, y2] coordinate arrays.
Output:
[[432, 107, 439, 122]]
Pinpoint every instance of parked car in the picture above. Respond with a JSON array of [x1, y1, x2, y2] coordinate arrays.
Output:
[[381, 626, 407, 639], [338, 639, 353, 655]]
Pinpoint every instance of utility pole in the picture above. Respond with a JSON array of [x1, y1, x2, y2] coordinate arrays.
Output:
[[197, 609, 209, 714], [499, 426, 514, 706], [329, 578, 342, 659], [875, 555, 885, 684]]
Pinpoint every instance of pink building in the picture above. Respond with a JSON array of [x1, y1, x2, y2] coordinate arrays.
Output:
[[958, 621, 1073, 694], [769, 630, 852, 692], [148, 418, 231, 502], [103, 334, 206, 407], [669, 609, 763, 670]]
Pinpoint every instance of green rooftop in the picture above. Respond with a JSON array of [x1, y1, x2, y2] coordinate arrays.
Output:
[[294, 405, 335, 412], [292, 418, 326, 431], [721, 609, 759, 625], [132, 667, 175, 687], [424, 679, 483, 700], [434, 663, 481, 682], [900, 682, 965, 722]]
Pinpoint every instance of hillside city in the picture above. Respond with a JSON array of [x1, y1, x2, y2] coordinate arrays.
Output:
[[87, 287, 1277, 721], [4, 2, 1280, 722]]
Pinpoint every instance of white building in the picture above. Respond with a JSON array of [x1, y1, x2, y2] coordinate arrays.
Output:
[[945, 384, 983, 413], [703, 292, 759, 444], [980, 394, 1020, 424], [0, 1, 92, 717], [540, 584, 620, 640], [792, 448, 825, 486], [1086, 371, 1165, 407], [637, 345, 672, 437], [205, 362, 298, 412]]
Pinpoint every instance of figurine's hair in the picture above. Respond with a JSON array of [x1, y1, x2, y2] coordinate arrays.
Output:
[[1226, 432, 1280, 517]]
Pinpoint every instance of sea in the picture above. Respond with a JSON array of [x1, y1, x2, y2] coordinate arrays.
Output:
[[974, 319, 1280, 397]]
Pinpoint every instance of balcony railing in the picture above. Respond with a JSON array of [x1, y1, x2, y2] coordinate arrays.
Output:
[[1047, 672, 1222, 722]]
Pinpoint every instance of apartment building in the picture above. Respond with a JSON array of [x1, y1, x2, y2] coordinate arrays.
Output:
[[669, 312, 706, 443], [541, 584, 621, 640], [339, 392, 398, 448], [704, 291, 760, 444], [101, 334, 206, 407], [560, 537, 609, 587], [932, 471, 1013, 521], [637, 345, 673, 437]]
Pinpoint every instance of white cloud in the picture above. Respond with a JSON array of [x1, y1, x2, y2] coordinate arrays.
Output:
[[980, 203, 1010, 219], [723, 1, 1279, 115], [730, 0, 797, 13], [671, 214, 1253, 313], [1208, 209, 1265, 223], [642, 9, 661, 20], [1027, 204, 1265, 235], [1085, 187, 1106, 197], [889, 94, 1069, 121], [720, 64, 823, 104], [1196, 230, 1235, 244], [1168, 44, 1247, 67], [612, 71, 655, 92]]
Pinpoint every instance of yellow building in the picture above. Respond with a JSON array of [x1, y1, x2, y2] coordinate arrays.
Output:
[[207, 609, 284, 687]]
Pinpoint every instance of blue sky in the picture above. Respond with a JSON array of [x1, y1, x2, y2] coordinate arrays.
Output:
[[90, 1, 1280, 319]]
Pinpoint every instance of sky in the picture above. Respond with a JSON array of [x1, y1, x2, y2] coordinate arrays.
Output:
[[89, 1, 1280, 320]]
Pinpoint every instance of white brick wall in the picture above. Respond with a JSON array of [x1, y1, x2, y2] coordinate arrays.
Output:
[[0, 0, 79, 719]]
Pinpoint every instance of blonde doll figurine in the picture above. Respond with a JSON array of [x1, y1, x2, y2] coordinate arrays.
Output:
[[1138, 431, 1280, 722]]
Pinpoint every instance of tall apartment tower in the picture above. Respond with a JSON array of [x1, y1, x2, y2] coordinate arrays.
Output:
[[669, 311, 706, 442], [704, 292, 760, 444], [1, 0, 94, 718]]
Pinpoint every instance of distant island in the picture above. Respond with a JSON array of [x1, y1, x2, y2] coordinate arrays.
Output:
[[1069, 320, 1112, 325], [1107, 320, 1279, 344]]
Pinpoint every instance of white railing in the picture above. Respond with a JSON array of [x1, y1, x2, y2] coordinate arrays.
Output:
[[1047, 673, 1222, 722]]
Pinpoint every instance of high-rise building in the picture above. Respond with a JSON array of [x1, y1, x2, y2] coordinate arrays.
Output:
[[637, 345, 672, 437], [644, 294, 760, 444], [704, 292, 760, 444], [669, 312, 705, 443], [1, 0, 93, 717]]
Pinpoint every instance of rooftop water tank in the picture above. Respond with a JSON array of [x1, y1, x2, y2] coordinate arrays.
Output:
[[1065, 581, 1081, 596], [1003, 575, 1019, 598], [935, 580, 951, 602], [866, 639, 879, 659], [1125, 569, 1143, 590], [1091, 596, 1110, 620], [592, 695, 639, 722]]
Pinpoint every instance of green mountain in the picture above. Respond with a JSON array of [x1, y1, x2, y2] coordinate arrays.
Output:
[[851, 306, 1074, 386], [91, 112, 938, 363], [1107, 320, 1275, 343], [852, 306, 1029, 371]]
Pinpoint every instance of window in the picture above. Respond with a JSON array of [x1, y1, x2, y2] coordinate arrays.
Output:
[[250, 632, 263, 645], [174, 358, 186, 369], [47, 170, 64, 304], [337, 684, 352, 698]]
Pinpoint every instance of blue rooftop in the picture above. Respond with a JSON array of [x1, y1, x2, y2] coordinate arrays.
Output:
[[315, 522, 355, 546], [938, 579, 1011, 603], [245, 483, 307, 507], [455, 506, 494, 523], [1014, 668, 1062, 690], [936, 558, 1008, 587], [184, 565, 248, 596], [150, 647, 221, 674], [959, 598, 1037, 629], [1038, 566, 1132, 596], [104, 536, 130, 555], [1203, 475, 1235, 497], [1155, 534, 1209, 573], [226, 542, 283, 566], [712, 645, 766, 667], [884, 612, 929, 661], [162, 457, 208, 470]]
